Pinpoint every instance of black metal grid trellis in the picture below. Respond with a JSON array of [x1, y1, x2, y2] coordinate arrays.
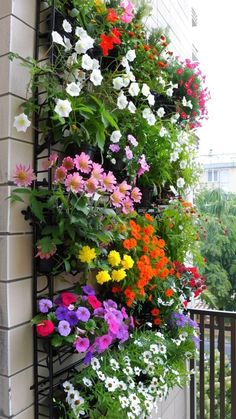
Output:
[[31, 2, 86, 418]]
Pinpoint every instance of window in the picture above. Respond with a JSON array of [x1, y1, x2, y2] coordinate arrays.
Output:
[[207, 170, 218, 182]]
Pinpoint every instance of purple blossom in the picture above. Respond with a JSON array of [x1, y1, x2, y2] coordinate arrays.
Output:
[[82, 285, 96, 296], [127, 134, 138, 147], [94, 307, 105, 317], [95, 334, 112, 353], [76, 306, 90, 322], [125, 146, 133, 160], [66, 311, 79, 326], [117, 324, 129, 342], [55, 306, 69, 321], [137, 154, 150, 177], [58, 320, 71, 336], [74, 337, 90, 353], [38, 298, 53, 313], [192, 335, 200, 349], [103, 300, 117, 309], [121, 307, 128, 319], [83, 351, 93, 365], [109, 144, 120, 153]]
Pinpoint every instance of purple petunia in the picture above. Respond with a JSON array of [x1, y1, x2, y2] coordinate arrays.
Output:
[[58, 320, 71, 336], [76, 307, 90, 322], [83, 351, 93, 365], [95, 334, 112, 353], [38, 298, 53, 313], [55, 306, 69, 321], [192, 335, 200, 349], [109, 144, 120, 153], [74, 337, 90, 353], [82, 285, 96, 296], [66, 311, 79, 326]]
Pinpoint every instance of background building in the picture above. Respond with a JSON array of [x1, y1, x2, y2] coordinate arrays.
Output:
[[199, 151, 236, 193]]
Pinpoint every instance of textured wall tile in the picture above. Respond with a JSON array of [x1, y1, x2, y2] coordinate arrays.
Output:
[[8, 235, 32, 280], [0, 375, 11, 417], [0, 0, 12, 19], [9, 323, 33, 375], [0, 278, 32, 327], [12, 0, 37, 28], [10, 367, 34, 416], [10, 16, 35, 58], [12, 404, 34, 419], [0, 140, 9, 182], [0, 16, 11, 55]]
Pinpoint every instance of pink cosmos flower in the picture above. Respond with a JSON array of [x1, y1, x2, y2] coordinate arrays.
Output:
[[54, 166, 67, 183], [125, 145, 133, 160], [74, 152, 92, 174], [65, 173, 84, 193], [110, 188, 124, 207], [74, 336, 90, 353], [35, 244, 57, 260], [131, 187, 142, 203], [127, 134, 138, 147], [13, 164, 36, 187], [137, 154, 150, 177], [118, 180, 132, 195], [91, 163, 104, 181], [102, 171, 117, 192], [62, 156, 74, 171], [109, 144, 120, 153], [85, 177, 98, 194], [122, 196, 134, 214]]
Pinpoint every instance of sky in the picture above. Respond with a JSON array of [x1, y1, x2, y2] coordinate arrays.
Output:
[[194, 1, 236, 156]]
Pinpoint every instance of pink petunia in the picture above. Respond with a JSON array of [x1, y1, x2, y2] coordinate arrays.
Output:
[[122, 196, 134, 214], [102, 171, 117, 192], [118, 180, 132, 195], [96, 334, 112, 353], [13, 164, 36, 187], [125, 145, 133, 160], [127, 134, 138, 147], [85, 177, 99, 194], [54, 166, 67, 183], [74, 152, 92, 174], [109, 144, 120, 153], [131, 187, 142, 203], [74, 336, 90, 353], [91, 163, 104, 181], [62, 156, 74, 171], [110, 188, 124, 207], [65, 173, 84, 193], [137, 154, 150, 177]]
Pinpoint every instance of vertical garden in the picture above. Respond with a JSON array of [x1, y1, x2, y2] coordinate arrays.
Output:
[[10, 0, 209, 417]]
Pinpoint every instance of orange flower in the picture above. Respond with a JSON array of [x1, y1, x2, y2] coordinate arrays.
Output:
[[152, 236, 159, 246], [158, 61, 167, 68], [142, 235, 150, 244], [159, 268, 169, 279], [126, 299, 133, 307], [123, 238, 137, 250], [182, 201, 192, 208], [118, 223, 127, 233], [129, 220, 141, 232], [140, 255, 150, 265], [157, 239, 165, 248], [142, 245, 148, 252], [165, 288, 174, 297], [143, 225, 155, 235], [111, 286, 121, 293], [131, 229, 141, 240], [144, 213, 154, 222], [148, 294, 153, 301], [150, 248, 162, 259], [153, 317, 161, 326], [151, 308, 160, 316], [139, 289, 145, 296], [149, 285, 157, 291]]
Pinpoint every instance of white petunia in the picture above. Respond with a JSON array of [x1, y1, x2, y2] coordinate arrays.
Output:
[[159, 126, 168, 137], [141, 83, 150, 97], [13, 113, 31, 132], [121, 57, 130, 71], [126, 49, 136, 62], [63, 19, 72, 33], [147, 94, 155, 106], [171, 113, 180, 124], [166, 87, 174, 97], [156, 107, 165, 118], [75, 34, 94, 54], [81, 54, 93, 70], [157, 76, 166, 87], [52, 31, 66, 48], [67, 52, 78, 67], [180, 160, 187, 169], [128, 82, 140, 97], [110, 130, 122, 143], [113, 77, 124, 90], [90, 69, 103, 86], [142, 108, 156, 125], [170, 150, 179, 162], [75, 27, 87, 37], [176, 177, 185, 188], [66, 82, 81, 97], [54, 99, 72, 118], [117, 91, 128, 109], [64, 36, 72, 51], [128, 101, 136, 113]]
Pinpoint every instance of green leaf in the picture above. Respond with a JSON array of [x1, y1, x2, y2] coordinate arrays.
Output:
[[9, 194, 24, 203], [64, 334, 76, 343], [12, 188, 31, 194], [64, 260, 71, 272], [101, 108, 118, 129], [31, 314, 46, 325], [30, 196, 45, 222], [51, 335, 64, 347], [96, 127, 105, 152]]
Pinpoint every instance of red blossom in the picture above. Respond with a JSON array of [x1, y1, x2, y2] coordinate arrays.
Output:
[[61, 292, 78, 307], [87, 295, 102, 309], [36, 320, 55, 337], [106, 8, 119, 23]]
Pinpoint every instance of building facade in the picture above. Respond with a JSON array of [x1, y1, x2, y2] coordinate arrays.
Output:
[[199, 152, 236, 193]]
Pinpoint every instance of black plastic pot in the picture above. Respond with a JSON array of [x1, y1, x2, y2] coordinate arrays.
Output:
[[36, 257, 56, 274], [137, 184, 154, 208], [88, 46, 122, 73]]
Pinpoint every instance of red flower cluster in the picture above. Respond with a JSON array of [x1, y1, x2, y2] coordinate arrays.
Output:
[[173, 261, 206, 299], [99, 28, 122, 56]]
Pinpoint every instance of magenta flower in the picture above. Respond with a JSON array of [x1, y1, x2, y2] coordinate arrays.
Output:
[[85, 177, 98, 194], [118, 180, 132, 195], [127, 134, 138, 147], [137, 154, 150, 177], [102, 171, 117, 192], [107, 317, 119, 334], [91, 163, 104, 181], [76, 307, 91, 322], [39, 298, 53, 313], [74, 152, 92, 174], [125, 146, 133, 160], [131, 187, 142, 203], [96, 334, 112, 353], [58, 320, 71, 336], [110, 188, 124, 207], [62, 156, 74, 171], [82, 285, 96, 296], [13, 164, 36, 187], [122, 196, 134, 214], [54, 166, 67, 183], [74, 336, 90, 353], [109, 144, 120, 153], [65, 173, 84, 193]]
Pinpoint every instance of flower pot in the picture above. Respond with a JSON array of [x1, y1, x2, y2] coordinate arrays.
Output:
[[137, 185, 154, 208], [36, 257, 55, 274], [65, 142, 99, 161], [104, 157, 126, 181], [152, 92, 176, 117], [89, 46, 121, 73]]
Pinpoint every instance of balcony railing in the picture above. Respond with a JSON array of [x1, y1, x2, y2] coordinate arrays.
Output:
[[189, 309, 236, 419]]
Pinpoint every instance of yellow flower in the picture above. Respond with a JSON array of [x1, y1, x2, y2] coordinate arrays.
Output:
[[107, 250, 121, 267], [121, 255, 134, 270], [78, 246, 96, 264], [94, 0, 106, 12], [111, 269, 127, 282], [96, 270, 111, 285]]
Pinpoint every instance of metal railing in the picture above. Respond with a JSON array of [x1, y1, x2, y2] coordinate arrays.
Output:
[[189, 309, 236, 419]]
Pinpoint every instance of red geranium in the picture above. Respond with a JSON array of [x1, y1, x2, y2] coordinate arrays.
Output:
[[99, 28, 121, 56], [36, 320, 55, 337], [106, 8, 119, 23], [87, 295, 102, 309], [61, 292, 78, 307]]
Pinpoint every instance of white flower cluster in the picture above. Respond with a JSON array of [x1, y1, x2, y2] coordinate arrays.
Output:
[[63, 381, 85, 417]]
